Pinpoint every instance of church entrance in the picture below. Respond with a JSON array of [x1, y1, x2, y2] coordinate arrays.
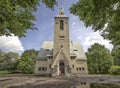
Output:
[[59, 61, 65, 75]]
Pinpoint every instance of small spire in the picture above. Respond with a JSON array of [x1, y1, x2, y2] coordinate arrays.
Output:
[[59, 7, 64, 15], [58, 0, 64, 15]]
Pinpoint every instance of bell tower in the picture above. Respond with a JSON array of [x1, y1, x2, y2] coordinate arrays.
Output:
[[53, 8, 70, 65]]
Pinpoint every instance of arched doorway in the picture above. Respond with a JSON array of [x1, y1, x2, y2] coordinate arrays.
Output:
[[59, 61, 65, 75]]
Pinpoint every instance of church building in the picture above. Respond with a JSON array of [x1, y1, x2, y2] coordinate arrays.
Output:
[[35, 8, 88, 76]]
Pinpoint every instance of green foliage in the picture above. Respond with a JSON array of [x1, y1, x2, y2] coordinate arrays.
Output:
[[0, 50, 4, 65], [0, 0, 40, 37], [0, 49, 38, 74], [41, 0, 57, 9], [70, 0, 120, 45], [0, 71, 11, 76], [17, 49, 38, 74], [17, 55, 33, 74], [86, 43, 113, 74], [0, 0, 57, 37], [0, 51, 19, 72], [109, 66, 120, 75], [112, 46, 120, 66]]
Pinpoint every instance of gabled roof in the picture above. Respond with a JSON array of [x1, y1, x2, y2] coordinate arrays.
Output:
[[36, 41, 53, 59], [70, 41, 87, 60], [36, 41, 87, 60], [51, 49, 70, 68]]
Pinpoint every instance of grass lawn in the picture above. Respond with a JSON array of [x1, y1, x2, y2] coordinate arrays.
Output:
[[0, 71, 11, 76]]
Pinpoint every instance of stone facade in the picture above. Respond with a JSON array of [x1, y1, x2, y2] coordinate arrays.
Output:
[[35, 8, 88, 76]]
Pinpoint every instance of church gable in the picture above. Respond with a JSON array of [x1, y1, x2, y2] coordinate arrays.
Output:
[[52, 50, 69, 68]]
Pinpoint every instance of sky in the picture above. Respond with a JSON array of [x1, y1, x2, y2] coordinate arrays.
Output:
[[0, 0, 113, 54]]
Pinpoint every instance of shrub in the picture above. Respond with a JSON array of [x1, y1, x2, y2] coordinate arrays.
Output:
[[0, 71, 11, 76], [109, 66, 120, 75]]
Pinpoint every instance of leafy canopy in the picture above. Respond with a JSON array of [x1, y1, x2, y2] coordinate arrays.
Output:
[[2, 0, 120, 45], [17, 49, 38, 74], [86, 43, 113, 74], [0, 0, 57, 37], [70, 0, 120, 45], [112, 46, 120, 66], [0, 51, 20, 71], [109, 65, 120, 75]]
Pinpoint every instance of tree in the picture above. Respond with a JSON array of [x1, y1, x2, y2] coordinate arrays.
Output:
[[0, 0, 56, 37], [2, 52, 19, 72], [41, 0, 57, 8], [86, 43, 113, 74], [0, 51, 20, 72], [17, 49, 38, 74], [109, 66, 120, 75], [0, 50, 5, 70], [70, 0, 120, 45], [112, 46, 120, 66]]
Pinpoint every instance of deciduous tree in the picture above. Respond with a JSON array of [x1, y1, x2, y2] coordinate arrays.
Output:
[[70, 0, 120, 45], [17, 49, 38, 74], [0, 0, 56, 37], [112, 46, 120, 66], [0, 50, 5, 70], [0, 51, 19, 72], [86, 43, 113, 74], [109, 65, 120, 75]]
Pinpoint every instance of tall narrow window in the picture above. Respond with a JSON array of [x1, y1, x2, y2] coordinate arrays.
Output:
[[39, 67, 41, 71], [79, 68, 81, 71], [60, 20, 64, 30], [61, 45, 63, 48], [82, 67, 85, 71], [42, 67, 44, 71], [76, 68, 78, 71], [49, 64, 51, 68], [72, 65, 74, 68]]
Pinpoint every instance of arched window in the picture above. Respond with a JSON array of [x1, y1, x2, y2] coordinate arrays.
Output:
[[60, 20, 64, 30]]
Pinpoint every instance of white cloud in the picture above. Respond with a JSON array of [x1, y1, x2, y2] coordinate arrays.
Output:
[[69, 15, 113, 52], [85, 31, 113, 51], [0, 34, 24, 53]]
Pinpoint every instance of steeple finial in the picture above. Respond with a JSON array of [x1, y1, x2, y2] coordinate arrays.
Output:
[[59, 8, 64, 15], [59, 0, 64, 15]]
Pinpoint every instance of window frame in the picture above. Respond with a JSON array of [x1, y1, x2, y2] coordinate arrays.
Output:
[[60, 20, 64, 30]]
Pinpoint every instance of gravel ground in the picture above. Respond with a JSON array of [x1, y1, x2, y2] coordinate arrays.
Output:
[[0, 75, 120, 88]]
